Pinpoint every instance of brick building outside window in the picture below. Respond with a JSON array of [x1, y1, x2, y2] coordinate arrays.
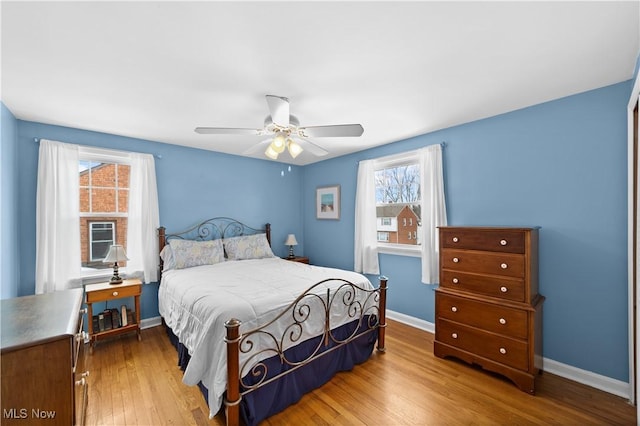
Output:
[[79, 161, 130, 269]]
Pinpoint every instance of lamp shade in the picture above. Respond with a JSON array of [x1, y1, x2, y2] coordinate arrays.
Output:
[[284, 234, 298, 246], [103, 245, 129, 263]]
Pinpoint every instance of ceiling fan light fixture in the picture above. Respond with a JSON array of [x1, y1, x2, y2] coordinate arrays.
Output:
[[272, 132, 286, 153], [287, 139, 303, 159], [265, 145, 279, 160]]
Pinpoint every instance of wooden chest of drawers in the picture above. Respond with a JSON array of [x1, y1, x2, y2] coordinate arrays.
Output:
[[434, 227, 544, 394], [1, 288, 88, 425]]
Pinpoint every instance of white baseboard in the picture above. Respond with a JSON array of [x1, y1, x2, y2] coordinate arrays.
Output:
[[140, 315, 162, 330], [542, 358, 630, 399], [387, 309, 435, 334], [386, 309, 631, 400]]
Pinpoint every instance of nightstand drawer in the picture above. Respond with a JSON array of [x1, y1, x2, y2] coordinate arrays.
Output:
[[86, 284, 140, 303]]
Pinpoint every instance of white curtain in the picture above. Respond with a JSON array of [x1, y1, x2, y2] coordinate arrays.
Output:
[[126, 152, 160, 283], [354, 159, 380, 274], [419, 144, 448, 284], [35, 140, 82, 293]]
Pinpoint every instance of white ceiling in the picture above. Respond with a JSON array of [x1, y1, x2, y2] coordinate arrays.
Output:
[[2, 1, 639, 165]]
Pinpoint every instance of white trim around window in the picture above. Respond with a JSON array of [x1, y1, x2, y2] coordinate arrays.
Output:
[[377, 243, 422, 257]]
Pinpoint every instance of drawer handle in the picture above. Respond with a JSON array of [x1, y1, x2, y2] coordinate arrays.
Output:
[[452, 278, 459, 284], [500, 286, 508, 293], [75, 377, 86, 387], [112, 291, 119, 297], [452, 237, 459, 243], [499, 318, 507, 325], [500, 239, 508, 246], [81, 371, 90, 379], [453, 257, 459, 263], [451, 306, 458, 313], [79, 308, 87, 315], [500, 263, 508, 269], [452, 333, 458, 339], [75, 331, 88, 342], [499, 347, 507, 355]]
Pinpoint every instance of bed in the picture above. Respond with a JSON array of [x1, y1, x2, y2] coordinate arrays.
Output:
[[157, 217, 388, 426]]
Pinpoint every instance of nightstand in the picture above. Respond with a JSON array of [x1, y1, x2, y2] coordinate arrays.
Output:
[[284, 256, 309, 264], [85, 278, 142, 353]]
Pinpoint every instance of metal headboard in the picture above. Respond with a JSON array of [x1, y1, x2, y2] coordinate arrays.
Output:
[[157, 217, 271, 277]]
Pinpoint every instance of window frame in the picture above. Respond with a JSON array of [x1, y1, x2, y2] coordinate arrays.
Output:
[[78, 147, 132, 279], [373, 151, 422, 258]]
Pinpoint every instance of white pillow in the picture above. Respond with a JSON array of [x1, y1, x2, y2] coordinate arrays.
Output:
[[224, 233, 275, 260], [168, 239, 225, 269], [160, 245, 176, 271]]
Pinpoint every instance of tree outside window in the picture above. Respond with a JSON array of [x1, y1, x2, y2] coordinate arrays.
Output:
[[374, 164, 421, 245]]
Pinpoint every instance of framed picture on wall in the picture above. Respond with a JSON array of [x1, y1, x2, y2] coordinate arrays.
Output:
[[316, 185, 340, 220]]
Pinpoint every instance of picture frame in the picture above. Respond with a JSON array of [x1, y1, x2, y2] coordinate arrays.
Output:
[[316, 185, 340, 220]]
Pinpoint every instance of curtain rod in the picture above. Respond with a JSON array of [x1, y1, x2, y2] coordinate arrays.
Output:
[[33, 137, 162, 159]]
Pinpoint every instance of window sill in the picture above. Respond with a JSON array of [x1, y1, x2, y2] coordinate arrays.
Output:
[[377, 243, 422, 258], [78, 268, 131, 285]]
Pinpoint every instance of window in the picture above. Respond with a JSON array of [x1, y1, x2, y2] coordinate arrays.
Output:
[[89, 222, 115, 261], [79, 160, 130, 271], [354, 145, 446, 282], [375, 161, 421, 249], [36, 139, 159, 293], [377, 232, 389, 242], [381, 218, 391, 226]]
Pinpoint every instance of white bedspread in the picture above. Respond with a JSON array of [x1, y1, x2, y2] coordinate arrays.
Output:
[[158, 257, 375, 417]]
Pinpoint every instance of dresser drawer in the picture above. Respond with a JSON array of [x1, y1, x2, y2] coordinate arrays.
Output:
[[436, 318, 529, 371], [441, 228, 526, 253], [436, 292, 528, 339], [440, 270, 526, 302], [86, 284, 140, 303], [441, 249, 525, 278]]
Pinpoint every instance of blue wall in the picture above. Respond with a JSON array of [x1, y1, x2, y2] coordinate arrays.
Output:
[[12, 121, 304, 318], [1, 103, 19, 299], [303, 81, 632, 382]]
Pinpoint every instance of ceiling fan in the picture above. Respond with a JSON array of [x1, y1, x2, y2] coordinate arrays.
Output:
[[194, 95, 364, 160]]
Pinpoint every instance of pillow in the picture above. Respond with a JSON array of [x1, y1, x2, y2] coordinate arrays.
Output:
[[224, 233, 275, 260], [160, 245, 176, 271], [168, 238, 225, 269]]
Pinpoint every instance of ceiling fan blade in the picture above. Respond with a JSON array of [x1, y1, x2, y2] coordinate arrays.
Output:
[[242, 139, 272, 155], [299, 124, 364, 138], [195, 127, 261, 135], [295, 137, 328, 156], [265, 95, 290, 127]]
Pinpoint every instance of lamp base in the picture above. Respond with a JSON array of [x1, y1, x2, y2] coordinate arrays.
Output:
[[109, 262, 123, 285], [288, 246, 295, 259]]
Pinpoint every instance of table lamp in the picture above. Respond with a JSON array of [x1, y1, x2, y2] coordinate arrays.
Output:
[[284, 234, 298, 259], [103, 244, 129, 285]]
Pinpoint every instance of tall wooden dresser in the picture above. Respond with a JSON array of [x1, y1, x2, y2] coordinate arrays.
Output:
[[1, 288, 88, 425], [434, 227, 544, 394]]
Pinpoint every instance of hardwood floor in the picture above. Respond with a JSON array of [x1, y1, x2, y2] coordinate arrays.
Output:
[[84, 320, 636, 425]]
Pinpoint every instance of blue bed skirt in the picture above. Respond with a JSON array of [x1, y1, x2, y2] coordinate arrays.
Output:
[[165, 318, 378, 425]]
